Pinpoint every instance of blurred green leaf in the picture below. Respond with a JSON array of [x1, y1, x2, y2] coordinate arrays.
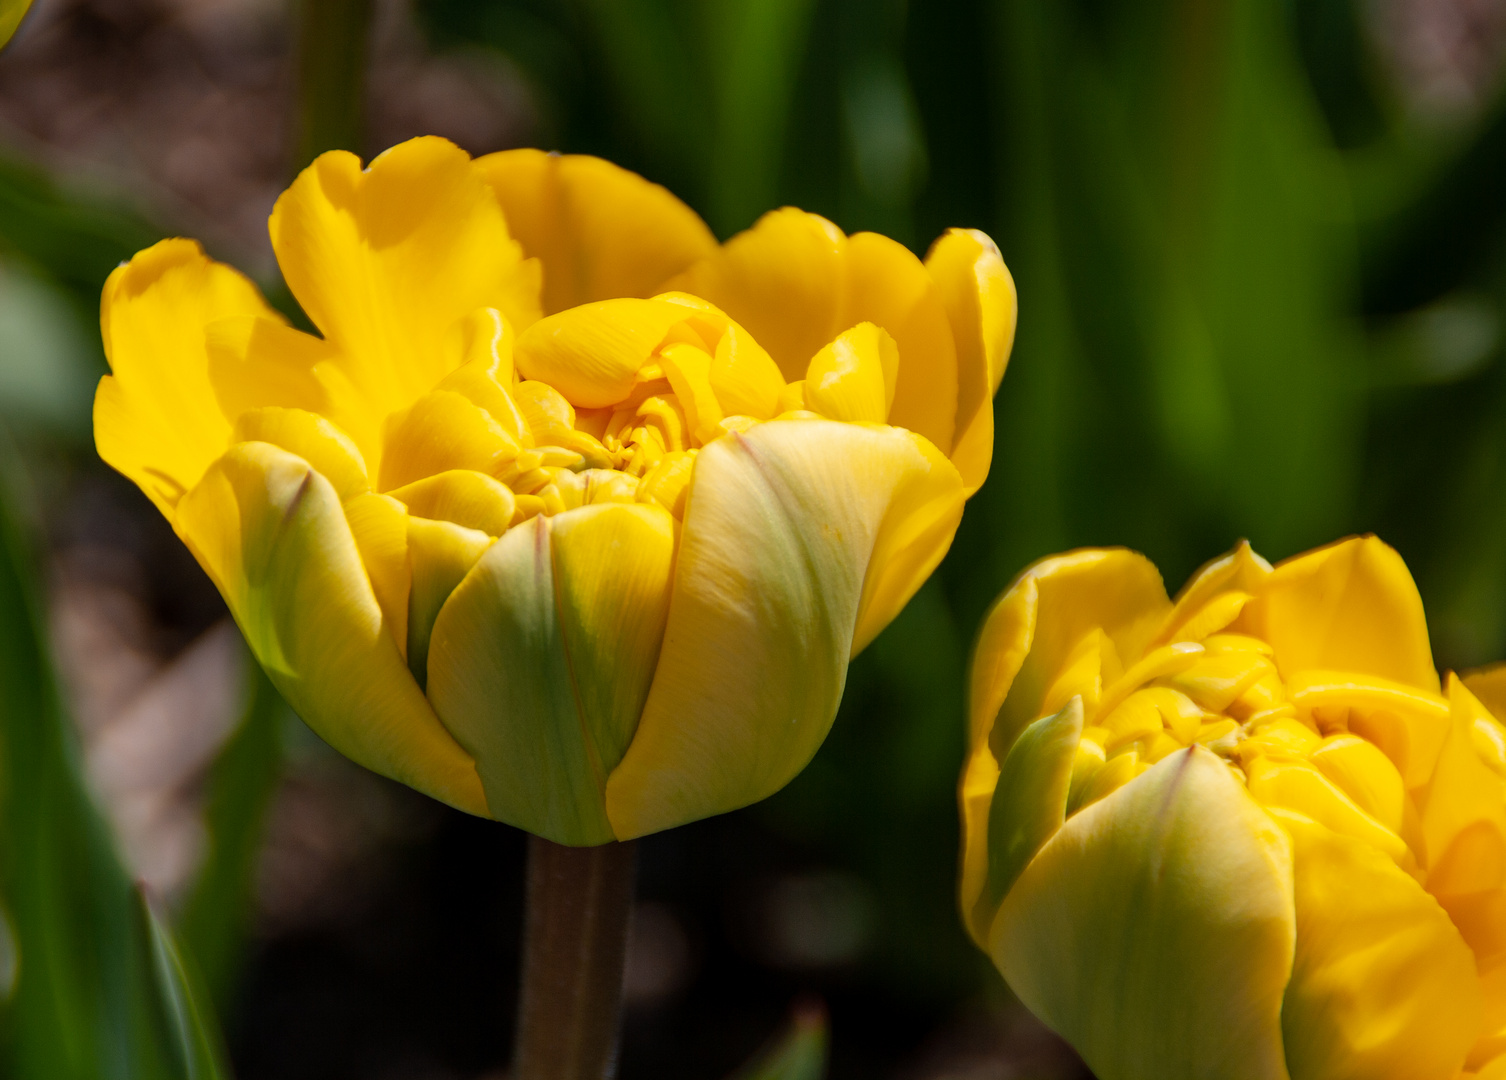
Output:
[[0, 452, 231, 1079], [180, 662, 285, 1009], [139, 892, 231, 1080], [729, 999, 827, 1080]]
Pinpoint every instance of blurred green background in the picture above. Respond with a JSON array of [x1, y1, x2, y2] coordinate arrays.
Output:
[[0, 0, 1503, 1077]]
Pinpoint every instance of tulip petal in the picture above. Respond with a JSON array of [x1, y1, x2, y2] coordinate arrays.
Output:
[[269, 137, 541, 472], [604, 419, 965, 840], [968, 698, 1084, 944], [344, 492, 410, 658], [804, 322, 898, 425], [389, 470, 517, 537], [670, 211, 960, 454], [426, 504, 675, 846], [405, 517, 493, 689], [924, 228, 1016, 493], [1157, 540, 1273, 645], [980, 550, 1170, 763], [380, 390, 521, 492], [992, 748, 1295, 1080], [1278, 811, 1480, 1080], [515, 298, 697, 410], [1244, 536, 1440, 694], [95, 239, 279, 515], [476, 149, 716, 314], [174, 441, 488, 816], [232, 406, 369, 499]]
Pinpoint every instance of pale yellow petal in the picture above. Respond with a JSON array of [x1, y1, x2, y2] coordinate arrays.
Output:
[[173, 441, 487, 816], [992, 748, 1295, 1080], [604, 419, 967, 839], [425, 504, 675, 845]]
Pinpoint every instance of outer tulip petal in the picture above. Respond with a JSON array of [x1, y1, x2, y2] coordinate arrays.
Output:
[[924, 228, 1016, 493], [604, 419, 957, 839], [475, 149, 716, 315], [671, 211, 960, 455], [1278, 812, 1480, 1080], [1243, 536, 1440, 694], [966, 698, 1084, 945], [95, 239, 279, 515], [232, 406, 369, 499], [268, 137, 541, 471], [425, 504, 675, 846], [849, 430, 966, 656], [173, 441, 488, 816], [993, 748, 1296, 1080]]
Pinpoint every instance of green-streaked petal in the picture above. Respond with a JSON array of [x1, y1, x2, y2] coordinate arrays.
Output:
[[971, 698, 1084, 943], [1278, 811, 1480, 1080], [604, 418, 960, 840], [173, 440, 488, 816], [405, 516, 492, 690], [1243, 536, 1440, 694], [425, 503, 675, 846], [993, 748, 1295, 1080]]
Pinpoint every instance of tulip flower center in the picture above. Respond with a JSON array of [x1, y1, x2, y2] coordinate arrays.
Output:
[[1051, 607, 1506, 884]]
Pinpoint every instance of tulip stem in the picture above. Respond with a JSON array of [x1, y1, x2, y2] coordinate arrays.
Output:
[[513, 835, 638, 1080]]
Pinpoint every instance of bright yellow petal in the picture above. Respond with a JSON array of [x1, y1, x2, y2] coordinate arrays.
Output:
[[379, 390, 521, 492], [992, 748, 1296, 1080], [95, 239, 278, 516], [1466, 663, 1506, 727], [671, 211, 960, 455], [984, 550, 1171, 766], [268, 137, 541, 467], [231, 406, 369, 500], [923, 228, 1016, 493], [1278, 811, 1480, 1080], [849, 428, 965, 655], [1244, 536, 1440, 694], [344, 492, 409, 660], [804, 322, 898, 425], [388, 470, 516, 537], [1157, 540, 1273, 645], [173, 441, 487, 816], [425, 504, 675, 846], [669, 207, 846, 382], [514, 298, 694, 409], [204, 314, 334, 419], [604, 419, 959, 839], [475, 149, 716, 315]]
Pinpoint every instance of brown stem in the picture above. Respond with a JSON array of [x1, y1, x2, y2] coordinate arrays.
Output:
[[513, 836, 638, 1080]]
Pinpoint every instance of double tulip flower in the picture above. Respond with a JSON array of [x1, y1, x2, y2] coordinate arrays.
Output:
[[963, 536, 1506, 1080], [95, 136, 1014, 845]]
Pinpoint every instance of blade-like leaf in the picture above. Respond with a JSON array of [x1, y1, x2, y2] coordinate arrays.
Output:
[[139, 891, 231, 1080]]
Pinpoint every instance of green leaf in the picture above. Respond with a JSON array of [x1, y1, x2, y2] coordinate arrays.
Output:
[[138, 892, 231, 1080], [730, 999, 828, 1080], [180, 661, 286, 1008], [0, 458, 231, 1079]]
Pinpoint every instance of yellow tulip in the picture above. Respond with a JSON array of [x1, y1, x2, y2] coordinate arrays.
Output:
[[95, 136, 1015, 845], [961, 535, 1506, 1080]]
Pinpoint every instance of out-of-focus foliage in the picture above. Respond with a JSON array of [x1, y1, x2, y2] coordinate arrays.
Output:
[[731, 1000, 828, 1080], [0, 467, 229, 1079]]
